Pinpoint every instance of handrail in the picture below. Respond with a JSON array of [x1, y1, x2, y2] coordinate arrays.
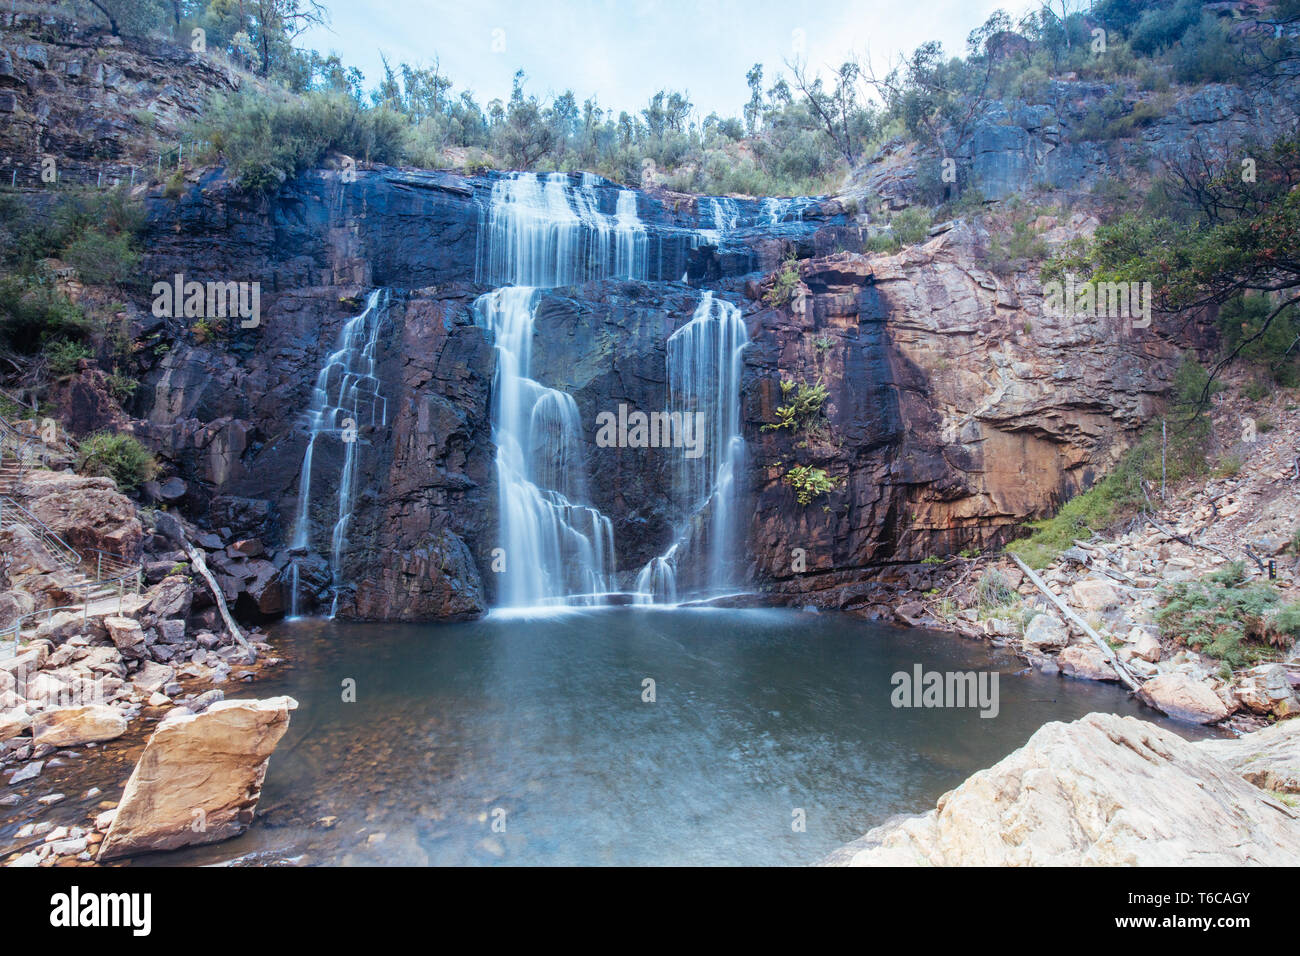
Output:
[[0, 494, 83, 567], [0, 492, 143, 657]]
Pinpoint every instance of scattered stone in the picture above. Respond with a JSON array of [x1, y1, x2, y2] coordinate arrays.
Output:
[[1069, 579, 1120, 612], [1140, 673, 1231, 724], [1233, 665, 1297, 717], [103, 616, 148, 659], [7, 760, 43, 784], [1021, 612, 1068, 650], [1057, 644, 1117, 682]]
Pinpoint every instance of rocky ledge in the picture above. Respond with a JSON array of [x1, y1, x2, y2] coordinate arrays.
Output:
[[826, 712, 1300, 866]]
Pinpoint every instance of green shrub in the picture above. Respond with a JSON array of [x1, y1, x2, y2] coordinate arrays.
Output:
[[783, 464, 841, 506], [865, 233, 901, 253], [106, 373, 138, 403], [0, 277, 90, 352], [1156, 564, 1281, 669], [62, 228, 140, 286], [198, 89, 408, 192], [75, 431, 158, 492], [1269, 604, 1300, 642], [890, 207, 931, 246], [977, 569, 1015, 609], [44, 339, 91, 377], [763, 256, 801, 308], [163, 168, 187, 198], [762, 379, 829, 433]]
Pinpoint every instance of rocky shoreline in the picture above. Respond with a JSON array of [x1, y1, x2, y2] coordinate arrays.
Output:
[[1, 436, 296, 865], [873, 384, 1300, 734], [825, 712, 1300, 866]]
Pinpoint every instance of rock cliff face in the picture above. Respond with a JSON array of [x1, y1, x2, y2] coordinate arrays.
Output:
[[742, 222, 1196, 608], [120, 162, 1209, 620]]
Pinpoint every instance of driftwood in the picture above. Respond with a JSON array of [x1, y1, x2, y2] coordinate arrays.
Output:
[[1009, 553, 1142, 692], [180, 539, 256, 664], [1144, 514, 1238, 565]]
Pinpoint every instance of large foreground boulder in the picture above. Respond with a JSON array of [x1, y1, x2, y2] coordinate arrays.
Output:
[[97, 696, 298, 861], [827, 713, 1300, 866], [1197, 719, 1299, 794]]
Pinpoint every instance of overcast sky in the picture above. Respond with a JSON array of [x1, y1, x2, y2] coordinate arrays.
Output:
[[299, 0, 1012, 119]]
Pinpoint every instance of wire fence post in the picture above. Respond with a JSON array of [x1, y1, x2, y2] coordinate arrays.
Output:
[[1160, 418, 1167, 500]]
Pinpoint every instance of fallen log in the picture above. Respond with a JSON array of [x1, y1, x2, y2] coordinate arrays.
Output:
[[1009, 553, 1142, 692], [180, 538, 256, 665]]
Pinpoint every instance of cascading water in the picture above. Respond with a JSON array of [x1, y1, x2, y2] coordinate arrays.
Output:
[[477, 171, 649, 286], [474, 287, 616, 608], [636, 291, 749, 603], [476, 172, 646, 610], [289, 288, 389, 617]]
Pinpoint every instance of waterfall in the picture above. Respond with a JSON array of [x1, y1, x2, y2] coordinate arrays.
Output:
[[476, 171, 648, 610], [475, 287, 616, 608], [289, 288, 389, 617], [760, 196, 814, 226], [478, 172, 650, 287], [636, 292, 749, 602]]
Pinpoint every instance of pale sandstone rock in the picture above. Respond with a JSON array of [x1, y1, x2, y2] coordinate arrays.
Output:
[[1232, 665, 1297, 717], [103, 616, 147, 659], [0, 706, 31, 741], [1197, 719, 1300, 794], [1141, 673, 1231, 724], [1058, 644, 1117, 682], [1021, 612, 1068, 650], [829, 713, 1300, 866], [1070, 578, 1120, 612], [131, 660, 175, 695], [31, 705, 128, 746], [98, 696, 297, 861]]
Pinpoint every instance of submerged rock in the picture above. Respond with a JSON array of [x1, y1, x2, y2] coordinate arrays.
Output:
[[97, 696, 298, 861], [828, 713, 1300, 866]]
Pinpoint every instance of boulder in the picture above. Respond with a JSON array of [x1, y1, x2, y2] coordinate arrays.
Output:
[[145, 575, 193, 622], [15, 471, 142, 559], [1057, 644, 1117, 682], [1021, 612, 1068, 650], [1140, 673, 1231, 724], [97, 696, 298, 861], [103, 615, 147, 659], [131, 661, 174, 695], [0, 707, 32, 741], [31, 705, 128, 746], [1069, 578, 1120, 612], [828, 713, 1300, 866], [1197, 719, 1300, 794], [1127, 631, 1161, 663], [1232, 665, 1297, 717]]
